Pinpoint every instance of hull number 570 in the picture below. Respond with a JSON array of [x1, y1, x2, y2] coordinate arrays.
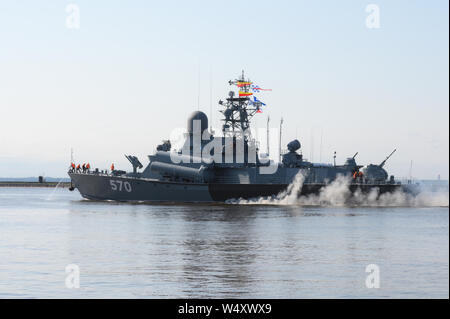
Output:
[[110, 180, 132, 192]]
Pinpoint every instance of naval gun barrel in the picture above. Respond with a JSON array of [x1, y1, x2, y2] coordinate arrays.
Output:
[[352, 152, 358, 159], [380, 149, 396, 168]]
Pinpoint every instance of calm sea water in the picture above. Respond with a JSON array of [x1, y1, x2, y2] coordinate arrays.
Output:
[[0, 187, 448, 298]]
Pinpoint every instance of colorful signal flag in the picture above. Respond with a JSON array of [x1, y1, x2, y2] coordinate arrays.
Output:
[[239, 91, 253, 97], [237, 81, 252, 87], [249, 96, 266, 106], [251, 84, 272, 92]]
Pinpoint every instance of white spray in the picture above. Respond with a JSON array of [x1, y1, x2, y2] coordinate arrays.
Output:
[[227, 172, 449, 207]]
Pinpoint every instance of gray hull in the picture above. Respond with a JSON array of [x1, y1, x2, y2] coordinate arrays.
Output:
[[69, 173, 213, 202], [69, 173, 404, 203]]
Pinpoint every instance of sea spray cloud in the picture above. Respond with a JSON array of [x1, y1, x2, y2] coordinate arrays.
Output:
[[227, 171, 449, 207], [228, 172, 306, 205], [300, 175, 352, 206]]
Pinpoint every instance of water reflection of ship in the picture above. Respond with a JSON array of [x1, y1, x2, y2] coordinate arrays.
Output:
[[179, 206, 259, 297]]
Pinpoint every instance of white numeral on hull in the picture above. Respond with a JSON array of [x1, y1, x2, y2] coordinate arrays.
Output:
[[110, 180, 132, 192]]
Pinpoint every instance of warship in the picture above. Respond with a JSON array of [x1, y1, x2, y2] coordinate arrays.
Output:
[[68, 72, 408, 202]]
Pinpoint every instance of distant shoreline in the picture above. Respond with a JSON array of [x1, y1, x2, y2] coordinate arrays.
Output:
[[0, 182, 72, 188]]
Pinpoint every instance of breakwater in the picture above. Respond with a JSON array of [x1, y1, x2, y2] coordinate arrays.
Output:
[[0, 182, 72, 188]]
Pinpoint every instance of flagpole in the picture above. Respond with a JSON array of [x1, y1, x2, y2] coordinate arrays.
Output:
[[209, 65, 212, 131], [267, 116, 270, 156], [279, 117, 283, 163], [197, 63, 200, 111]]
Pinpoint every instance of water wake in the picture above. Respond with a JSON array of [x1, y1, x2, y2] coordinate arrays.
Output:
[[226, 173, 449, 207], [45, 179, 64, 201]]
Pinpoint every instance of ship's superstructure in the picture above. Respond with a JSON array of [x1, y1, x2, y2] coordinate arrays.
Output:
[[68, 72, 405, 202]]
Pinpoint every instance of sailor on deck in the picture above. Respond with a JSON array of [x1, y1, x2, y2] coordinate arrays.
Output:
[[353, 171, 364, 183]]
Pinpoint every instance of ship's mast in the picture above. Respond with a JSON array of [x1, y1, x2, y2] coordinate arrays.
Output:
[[219, 71, 263, 140]]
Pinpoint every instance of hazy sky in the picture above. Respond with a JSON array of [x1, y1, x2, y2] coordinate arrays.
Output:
[[0, 0, 448, 179]]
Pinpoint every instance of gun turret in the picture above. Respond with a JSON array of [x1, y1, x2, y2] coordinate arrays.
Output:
[[344, 152, 361, 169], [380, 149, 396, 168]]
